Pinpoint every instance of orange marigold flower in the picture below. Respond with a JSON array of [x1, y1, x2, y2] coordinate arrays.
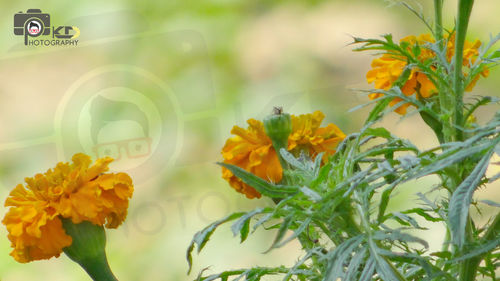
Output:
[[2, 153, 133, 263], [289, 111, 346, 162], [221, 111, 345, 199], [221, 119, 281, 199], [366, 33, 489, 114]]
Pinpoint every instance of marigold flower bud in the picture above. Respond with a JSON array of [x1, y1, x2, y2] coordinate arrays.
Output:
[[263, 106, 292, 154]]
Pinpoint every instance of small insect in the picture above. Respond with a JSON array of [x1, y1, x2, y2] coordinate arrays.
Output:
[[272, 106, 283, 115]]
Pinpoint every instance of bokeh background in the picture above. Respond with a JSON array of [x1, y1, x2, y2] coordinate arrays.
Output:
[[0, 0, 499, 280]]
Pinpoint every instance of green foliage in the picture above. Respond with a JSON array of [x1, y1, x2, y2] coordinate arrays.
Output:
[[188, 114, 500, 279], [186, 1, 500, 280]]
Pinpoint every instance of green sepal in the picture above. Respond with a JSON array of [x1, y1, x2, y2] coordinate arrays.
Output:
[[263, 110, 292, 152], [62, 218, 118, 281]]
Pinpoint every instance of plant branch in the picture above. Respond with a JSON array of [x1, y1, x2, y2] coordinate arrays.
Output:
[[459, 212, 499, 281], [483, 211, 500, 241], [433, 0, 455, 143], [434, 0, 444, 42], [453, 0, 475, 142]]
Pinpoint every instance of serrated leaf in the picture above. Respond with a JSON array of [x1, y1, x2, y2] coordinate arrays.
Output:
[[430, 251, 452, 259], [274, 217, 312, 249], [488, 171, 500, 183], [283, 249, 316, 280], [392, 212, 423, 229], [420, 110, 444, 143], [377, 186, 395, 223], [397, 155, 420, 170], [412, 43, 421, 57], [324, 235, 364, 281], [264, 216, 293, 253], [218, 162, 299, 198], [345, 248, 368, 281], [449, 150, 494, 249], [400, 41, 410, 50], [450, 238, 500, 262], [359, 257, 376, 281], [312, 152, 324, 177], [373, 254, 407, 281], [310, 162, 332, 189], [196, 266, 289, 281], [367, 238, 407, 281], [490, 50, 500, 59], [252, 213, 273, 233], [187, 212, 245, 274], [464, 96, 494, 122], [480, 200, 500, 207], [364, 127, 393, 139], [383, 33, 394, 44], [239, 220, 250, 243], [186, 242, 195, 275], [279, 148, 306, 171], [412, 140, 492, 180], [373, 230, 429, 249], [495, 142, 500, 156], [365, 97, 392, 124], [402, 208, 442, 222], [231, 208, 270, 243], [378, 160, 395, 173], [300, 186, 322, 201]]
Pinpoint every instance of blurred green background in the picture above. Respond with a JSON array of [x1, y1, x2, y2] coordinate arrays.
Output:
[[0, 0, 499, 280]]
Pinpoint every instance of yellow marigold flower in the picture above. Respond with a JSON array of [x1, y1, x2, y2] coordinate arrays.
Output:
[[2, 153, 133, 263], [221, 111, 345, 199], [366, 33, 489, 114]]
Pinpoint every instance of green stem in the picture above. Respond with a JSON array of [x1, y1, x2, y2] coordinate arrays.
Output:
[[441, 228, 450, 253], [453, 0, 475, 142], [433, 0, 454, 143], [434, 0, 444, 42], [76, 254, 118, 281], [459, 216, 475, 281], [459, 212, 500, 281], [453, 2, 476, 281]]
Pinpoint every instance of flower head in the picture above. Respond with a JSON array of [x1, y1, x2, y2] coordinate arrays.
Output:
[[222, 119, 281, 199], [289, 111, 346, 161], [221, 111, 345, 198], [2, 153, 133, 263], [366, 33, 489, 114]]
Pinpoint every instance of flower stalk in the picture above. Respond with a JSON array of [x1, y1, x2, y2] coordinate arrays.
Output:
[[433, 0, 454, 143], [451, 1, 477, 280], [434, 0, 443, 42], [453, 0, 475, 142], [62, 218, 118, 281]]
